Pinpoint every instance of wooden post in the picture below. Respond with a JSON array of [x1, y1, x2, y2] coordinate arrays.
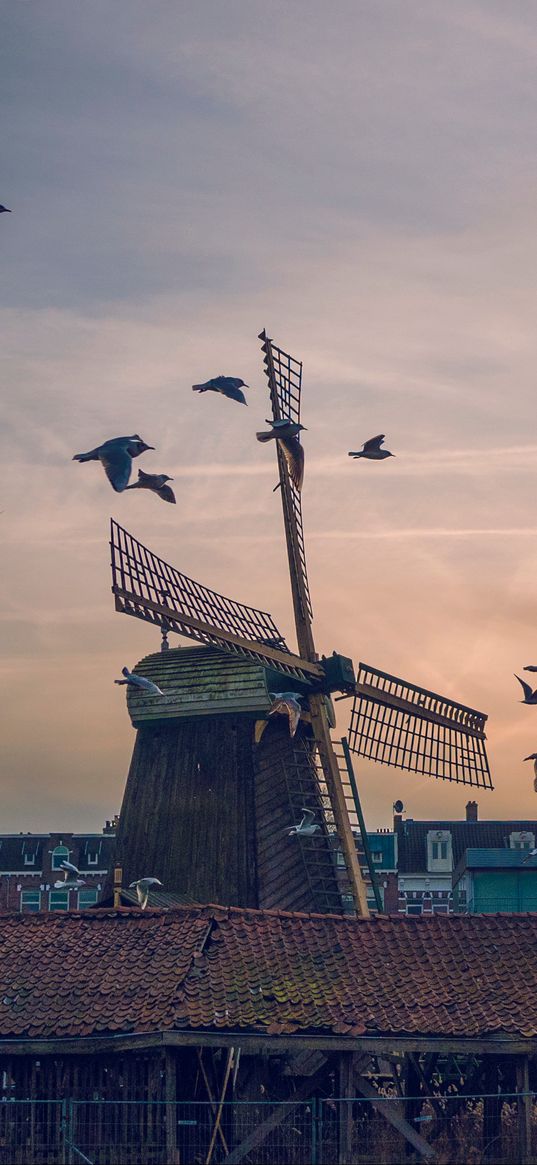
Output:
[[165, 1048, 179, 1165], [113, 866, 122, 909], [483, 1058, 502, 1163], [516, 1056, 532, 1165], [338, 1052, 355, 1165], [404, 1054, 421, 1158]]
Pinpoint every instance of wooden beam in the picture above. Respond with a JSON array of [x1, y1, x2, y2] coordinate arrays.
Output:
[[354, 1073, 436, 1162], [205, 1047, 234, 1165], [355, 682, 485, 739], [516, 1056, 532, 1165], [164, 1048, 180, 1165], [1, 1030, 537, 1059], [338, 1052, 354, 1165], [114, 587, 322, 678], [222, 1057, 333, 1165]]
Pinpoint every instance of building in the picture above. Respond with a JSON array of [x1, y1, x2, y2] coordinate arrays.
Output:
[[394, 801, 537, 915], [453, 847, 537, 913], [0, 821, 117, 913]]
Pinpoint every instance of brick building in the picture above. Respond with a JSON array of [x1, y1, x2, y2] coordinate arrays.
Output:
[[0, 820, 117, 913]]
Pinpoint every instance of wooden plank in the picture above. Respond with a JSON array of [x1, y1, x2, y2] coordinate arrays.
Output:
[[338, 1052, 354, 1165], [222, 1058, 333, 1165], [355, 682, 485, 739], [516, 1056, 532, 1165], [114, 587, 322, 677], [354, 1073, 436, 1161]]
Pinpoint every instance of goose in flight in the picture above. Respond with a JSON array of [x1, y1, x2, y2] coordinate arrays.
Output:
[[73, 435, 154, 492], [348, 435, 394, 461], [284, 809, 320, 837], [115, 667, 164, 696], [129, 877, 163, 910], [192, 376, 248, 405]]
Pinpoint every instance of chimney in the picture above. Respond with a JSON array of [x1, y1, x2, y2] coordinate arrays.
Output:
[[466, 801, 478, 822], [393, 814, 404, 832]]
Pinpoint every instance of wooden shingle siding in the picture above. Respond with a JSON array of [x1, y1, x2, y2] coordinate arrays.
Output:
[[125, 646, 272, 725]]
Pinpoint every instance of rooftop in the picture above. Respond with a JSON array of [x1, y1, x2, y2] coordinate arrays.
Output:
[[1, 903, 537, 1042], [397, 818, 537, 872]]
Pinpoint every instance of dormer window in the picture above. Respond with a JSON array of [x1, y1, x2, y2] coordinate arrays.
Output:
[[427, 830, 452, 871], [510, 831, 535, 851], [87, 853, 99, 866], [24, 853, 36, 866]]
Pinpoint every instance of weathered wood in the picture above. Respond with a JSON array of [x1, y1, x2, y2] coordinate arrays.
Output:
[[482, 1058, 502, 1164], [354, 1073, 436, 1162], [222, 1057, 333, 1165], [338, 1052, 355, 1165], [516, 1056, 532, 1165], [109, 714, 259, 907], [165, 1048, 179, 1165], [205, 1047, 234, 1165]]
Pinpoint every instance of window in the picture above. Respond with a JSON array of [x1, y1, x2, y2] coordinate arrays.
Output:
[[78, 889, 98, 909], [87, 853, 99, 866], [432, 904, 449, 914], [51, 846, 70, 870], [20, 890, 40, 913], [431, 841, 448, 861], [406, 903, 422, 916], [372, 852, 383, 863], [24, 853, 36, 866], [49, 890, 69, 911]]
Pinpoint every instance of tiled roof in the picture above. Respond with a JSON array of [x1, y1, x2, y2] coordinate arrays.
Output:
[[397, 819, 537, 872], [1, 905, 537, 1041]]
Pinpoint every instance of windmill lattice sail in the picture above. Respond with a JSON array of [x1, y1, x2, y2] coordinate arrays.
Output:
[[109, 520, 319, 681], [259, 330, 312, 622], [348, 663, 492, 789]]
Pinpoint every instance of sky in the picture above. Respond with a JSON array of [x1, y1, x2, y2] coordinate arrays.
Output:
[[2, 0, 537, 832]]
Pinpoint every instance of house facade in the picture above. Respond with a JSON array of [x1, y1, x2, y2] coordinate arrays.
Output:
[[0, 820, 117, 913], [394, 800, 537, 915]]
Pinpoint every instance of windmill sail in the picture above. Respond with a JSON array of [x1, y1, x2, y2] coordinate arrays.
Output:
[[259, 331, 313, 632], [348, 662, 493, 789], [110, 520, 321, 682]]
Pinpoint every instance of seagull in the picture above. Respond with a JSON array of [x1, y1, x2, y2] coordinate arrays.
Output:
[[348, 435, 394, 460], [524, 666, 537, 673], [114, 667, 164, 695], [192, 376, 248, 405], [54, 860, 86, 891], [524, 753, 537, 788], [0, 205, 11, 214], [256, 420, 306, 491], [284, 809, 320, 837], [125, 469, 176, 504], [515, 676, 537, 705], [129, 877, 163, 910], [73, 435, 154, 492], [268, 692, 302, 738], [523, 847, 537, 863]]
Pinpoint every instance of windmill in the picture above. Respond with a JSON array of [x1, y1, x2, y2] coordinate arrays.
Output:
[[107, 331, 492, 918]]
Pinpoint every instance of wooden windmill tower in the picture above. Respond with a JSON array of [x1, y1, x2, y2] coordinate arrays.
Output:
[[108, 331, 492, 917]]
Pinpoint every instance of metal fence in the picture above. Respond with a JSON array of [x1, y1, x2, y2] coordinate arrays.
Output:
[[0, 1092, 535, 1164]]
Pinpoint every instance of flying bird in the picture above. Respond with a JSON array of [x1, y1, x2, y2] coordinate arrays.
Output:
[[523, 846, 537, 863], [129, 877, 163, 910], [515, 676, 537, 705], [54, 860, 86, 891], [348, 435, 394, 460], [256, 419, 306, 491], [0, 205, 11, 214], [524, 666, 537, 673], [125, 469, 176, 504], [284, 809, 320, 837], [73, 435, 154, 492], [115, 667, 164, 696], [192, 376, 248, 405], [524, 753, 537, 791], [268, 692, 302, 738]]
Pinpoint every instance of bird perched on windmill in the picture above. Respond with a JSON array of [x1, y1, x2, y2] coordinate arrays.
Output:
[[54, 860, 86, 891], [268, 692, 302, 738], [348, 435, 394, 461], [284, 809, 320, 837], [73, 435, 154, 492], [130, 877, 163, 910], [256, 418, 306, 491], [192, 375, 248, 405], [126, 469, 176, 504], [115, 667, 164, 696], [515, 676, 537, 705]]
